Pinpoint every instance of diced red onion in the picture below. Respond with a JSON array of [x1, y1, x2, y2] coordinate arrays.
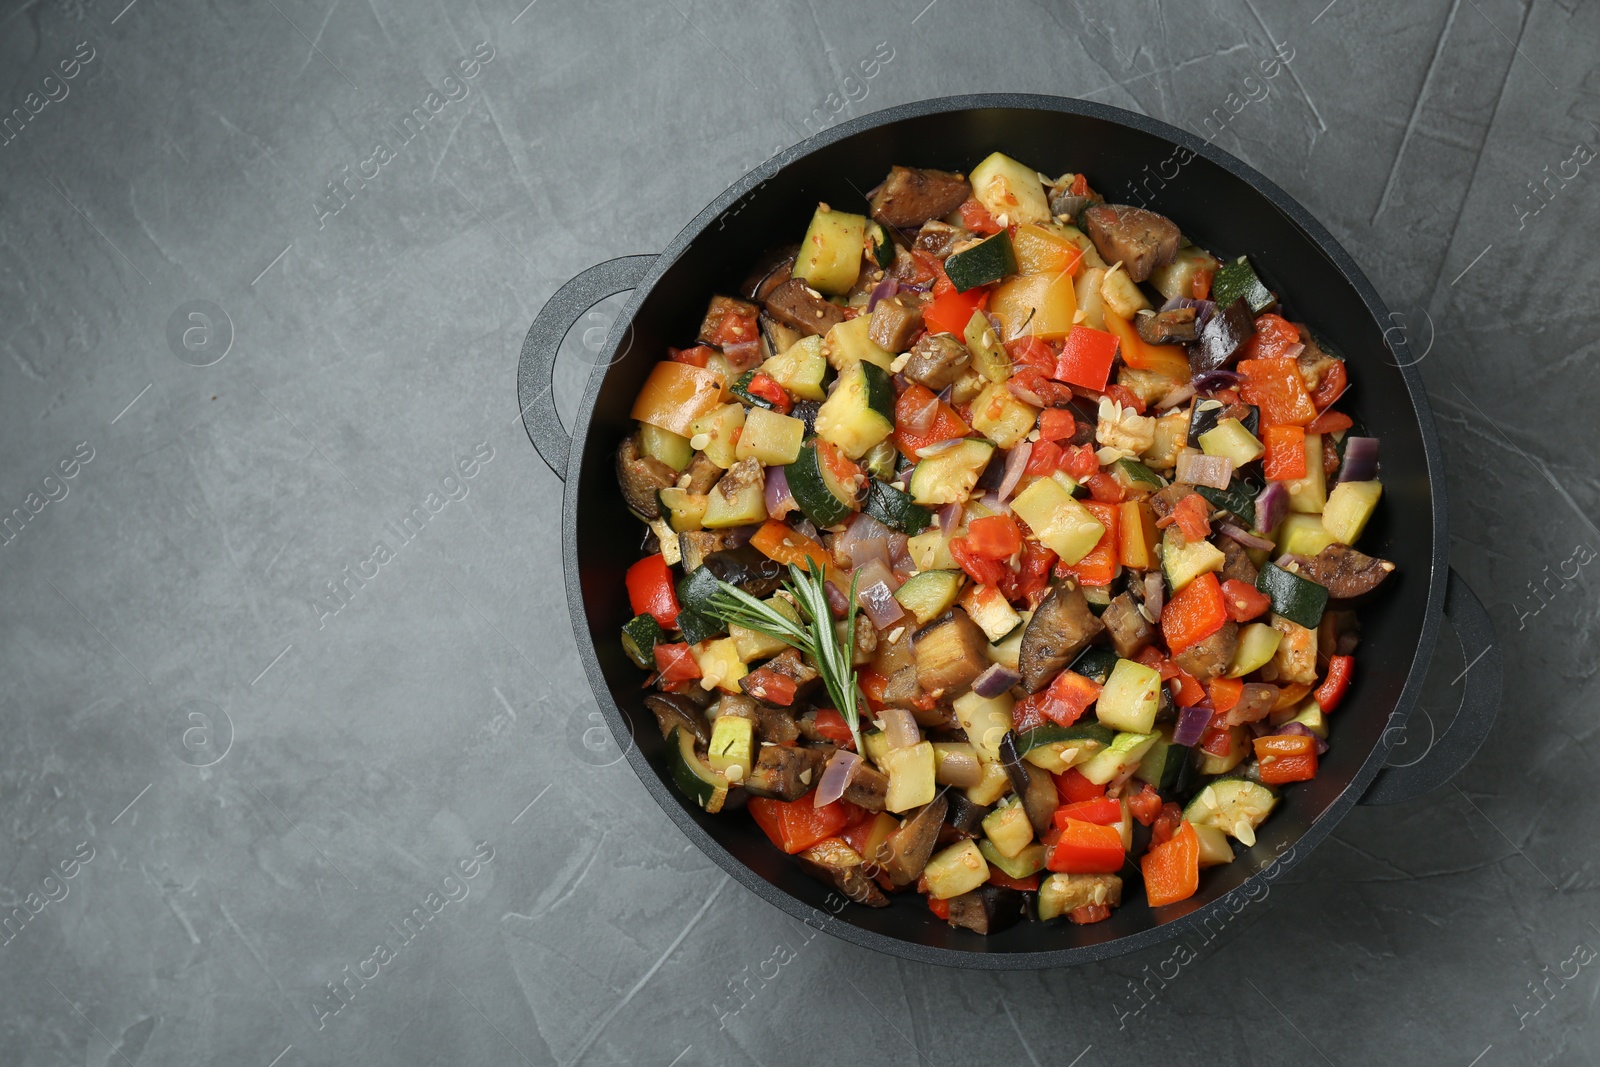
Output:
[[854, 556, 901, 595], [998, 442, 1031, 503], [935, 384, 955, 404], [902, 280, 931, 293], [915, 438, 963, 459], [1156, 382, 1197, 410], [938, 502, 962, 537], [1276, 552, 1312, 571], [903, 390, 939, 435], [1218, 522, 1275, 551], [1173, 703, 1213, 747], [814, 748, 862, 807], [765, 465, 797, 520], [935, 746, 983, 787], [880, 707, 921, 749], [839, 512, 893, 570], [1176, 451, 1234, 489], [1278, 342, 1305, 362], [972, 662, 1022, 698], [1191, 368, 1245, 393], [1273, 721, 1329, 754], [867, 277, 899, 313], [722, 338, 763, 371], [1160, 294, 1216, 332], [1007, 378, 1050, 407], [721, 524, 760, 548], [1253, 481, 1289, 533], [1143, 571, 1165, 619], [1337, 437, 1380, 483], [858, 579, 904, 629], [824, 577, 851, 616]]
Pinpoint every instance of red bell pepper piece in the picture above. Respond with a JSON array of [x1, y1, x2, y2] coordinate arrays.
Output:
[[668, 345, 716, 368], [892, 383, 970, 459], [1238, 313, 1300, 361], [748, 797, 852, 854], [653, 642, 701, 684], [1155, 491, 1211, 542], [742, 666, 798, 706], [964, 515, 1023, 560], [1170, 668, 1207, 708], [1254, 733, 1318, 785], [1191, 268, 1213, 300], [923, 287, 989, 336], [1054, 767, 1105, 804], [1310, 360, 1348, 410], [811, 708, 856, 750], [1208, 676, 1243, 713], [1262, 424, 1307, 481], [1127, 782, 1163, 826], [928, 895, 951, 920], [948, 537, 1008, 586], [1038, 669, 1103, 728], [1053, 796, 1122, 826], [1141, 819, 1200, 907], [1046, 819, 1125, 873], [1239, 356, 1317, 428], [743, 372, 792, 414], [1315, 654, 1354, 712], [1162, 572, 1229, 654], [1054, 325, 1119, 391], [1221, 578, 1272, 623], [626, 554, 681, 628], [1306, 408, 1354, 436]]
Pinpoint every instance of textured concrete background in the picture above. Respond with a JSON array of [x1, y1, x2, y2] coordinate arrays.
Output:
[[1, 0, 1597, 1064]]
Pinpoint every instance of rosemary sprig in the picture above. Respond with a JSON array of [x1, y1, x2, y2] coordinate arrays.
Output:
[[705, 560, 864, 755]]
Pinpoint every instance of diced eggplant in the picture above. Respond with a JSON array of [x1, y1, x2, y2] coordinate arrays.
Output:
[[1048, 183, 1098, 220], [1135, 306, 1198, 345], [1298, 543, 1396, 599], [749, 702, 800, 744], [1102, 593, 1155, 660], [902, 333, 971, 390], [913, 220, 965, 258], [1147, 483, 1192, 519], [1172, 619, 1238, 682], [1294, 326, 1343, 396], [764, 277, 847, 337], [1188, 298, 1256, 374], [681, 452, 722, 494], [678, 529, 732, 573], [914, 609, 991, 697], [790, 399, 822, 437], [1219, 537, 1260, 586], [843, 761, 890, 812], [1019, 581, 1106, 693], [643, 693, 710, 746], [703, 543, 785, 596], [879, 795, 949, 885], [869, 166, 972, 229], [883, 663, 921, 707], [946, 794, 991, 837], [998, 731, 1032, 799], [868, 296, 926, 353], [616, 433, 677, 520], [1021, 764, 1058, 835], [762, 648, 822, 690], [1082, 204, 1182, 283], [697, 294, 761, 345], [743, 745, 827, 801], [946, 885, 1026, 935], [740, 247, 798, 302], [797, 838, 890, 907]]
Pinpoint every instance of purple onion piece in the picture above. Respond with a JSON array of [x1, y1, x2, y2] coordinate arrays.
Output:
[[1173, 703, 1213, 747], [858, 579, 905, 629], [935, 383, 955, 404], [902, 280, 932, 293], [814, 748, 862, 807], [790, 516, 821, 542], [998, 442, 1032, 503], [1273, 721, 1329, 754], [902, 390, 940, 435], [880, 707, 921, 749], [1176, 451, 1234, 490], [972, 663, 1022, 699], [1253, 481, 1289, 534], [1191, 368, 1245, 392], [823, 578, 851, 617], [1143, 571, 1165, 619], [915, 438, 964, 458], [840, 512, 893, 570], [1218, 522, 1276, 551], [1337, 436, 1380, 483], [1156, 382, 1198, 410], [867, 276, 899, 313], [938, 502, 962, 538], [765, 465, 797, 520], [1161, 294, 1216, 333]]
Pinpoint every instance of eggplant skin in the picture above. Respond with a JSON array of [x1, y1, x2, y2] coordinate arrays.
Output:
[[946, 886, 1025, 935], [797, 838, 890, 908], [1019, 581, 1105, 693], [1298, 543, 1396, 599], [1171, 620, 1239, 682], [869, 166, 972, 229], [1083, 204, 1181, 283], [616, 434, 677, 520], [763, 277, 847, 336], [880, 796, 949, 886]]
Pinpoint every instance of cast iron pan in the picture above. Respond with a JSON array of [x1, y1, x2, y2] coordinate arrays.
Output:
[[517, 94, 1501, 967]]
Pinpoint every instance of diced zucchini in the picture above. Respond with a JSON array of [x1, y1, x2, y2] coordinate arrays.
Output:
[[969, 380, 1039, 449], [924, 839, 991, 900], [1095, 658, 1163, 734], [986, 610, 1030, 670], [702, 459, 767, 529], [1146, 410, 1189, 470], [1196, 726, 1248, 776], [1256, 562, 1329, 631], [1010, 476, 1105, 565], [1227, 621, 1283, 677], [981, 799, 1035, 859], [945, 231, 1017, 292], [620, 613, 666, 669], [688, 403, 746, 469], [640, 423, 693, 472], [959, 583, 1023, 643], [1323, 480, 1383, 545], [965, 760, 1013, 805], [864, 479, 933, 534], [1211, 256, 1276, 313], [1077, 730, 1159, 785], [729, 596, 797, 661], [667, 727, 728, 813], [952, 689, 1013, 764], [658, 487, 709, 532], [786, 441, 859, 528], [707, 714, 754, 776], [862, 439, 900, 482], [690, 638, 747, 693], [1073, 266, 1108, 330], [824, 313, 896, 372], [673, 566, 723, 642], [969, 151, 1051, 225], [1134, 727, 1188, 791], [1149, 245, 1221, 303], [1285, 432, 1327, 514], [1198, 418, 1265, 466], [815, 360, 895, 459], [1038, 872, 1122, 921], [1017, 722, 1113, 774], [735, 407, 805, 466], [1100, 266, 1150, 320], [1183, 777, 1278, 847], [906, 529, 958, 572], [1193, 823, 1235, 867], [963, 309, 1012, 383], [881, 740, 937, 813], [867, 220, 895, 268], [1112, 457, 1167, 492], [861, 729, 892, 771], [979, 839, 1048, 880], [1160, 526, 1226, 592], [793, 204, 866, 296], [1277, 513, 1337, 558], [908, 439, 995, 506], [762, 334, 827, 400], [894, 569, 964, 625]]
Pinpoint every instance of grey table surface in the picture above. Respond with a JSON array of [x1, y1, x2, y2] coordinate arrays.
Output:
[[2, 0, 1597, 1063]]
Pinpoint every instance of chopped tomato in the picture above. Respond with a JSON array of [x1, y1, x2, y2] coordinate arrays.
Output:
[[1208, 676, 1243, 713], [1127, 783, 1163, 826], [1156, 491, 1211, 543], [1054, 324, 1120, 391], [668, 345, 716, 368], [744, 372, 792, 414], [949, 536, 1008, 586], [708, 307, 759, 350], [1037, 669, 1103, 728], [626, 554, 681, 628], [1054, 768, 1106, 804], [1142, 819, 1200, 907], [1306, 408, 1354, 436], [1103, 382, 1148, 415], [742, 667, 798, 706], [1190, 268, 1214, 301], [1054, 796, 1122, 826], [1046, 819, 1125, 873], [1025, 439, 1063, 476], [858, 668, 888, 712], [1135, 645, 1178, 681], [928, 895, 951, 920], [1057, 499, 1120, 587], [987, 868, 1040, 892], [1262, 424, 1308, 480], [1070, 173, 1091, 197], [1059, 442, 1100, 480], [1238, 313, 1300, 361], [1315, 654, 1355, 712], [892, 383, 971, 458], [1068, 903, 1113, 924], [1010, 691, 1051, 735], [1006, 334, 1057, 373], [1239, 356, 1317, 427], [1000, 540, 1057, 610], [1254, 733, 1319, 785], [1221, 578, 1272, 623], [1200, 725, 1233, 757], [924, 286, 988, 336], [653, 642, 701, 684], [1151, 801, 1184, 845], [1311, 360, 1348, 410], [958, 196, 1003, 235], [964, 515, 1024, 559], [748, 797, 854, 854], [1162, 572, 1229, 654], [1037, 407, 1078, 443], [1083, 470, 1126, 503], [812, 708, 856, 749]]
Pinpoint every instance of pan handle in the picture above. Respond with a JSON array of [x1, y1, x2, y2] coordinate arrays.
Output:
[[517, 255, 656, 481], [1360, 568, 1501, 805]]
